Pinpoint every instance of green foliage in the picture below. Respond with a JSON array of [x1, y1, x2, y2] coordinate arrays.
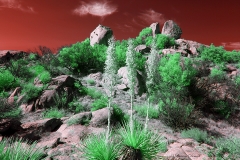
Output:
[[0, 68, 17, 91], [79, 132, 122, 160], [134, 27, 152, 45], [115, 39, 128, 68], [159, 53, 197, 90], [21, 83, 44, 102], [199, 44, 240, 64], [145, 34, 176, 49], [58, 38, 107, 73], [74, 82, 87, 95], [91, 96, 108, 111], [68, 100, 85, 113], [234, 76, 240, 86], [181, 128, 208, 143], [42, 107, 66, 119], [30, 65, 51, 84], [214, 100, 231, 119], [209, 68, 225, 81], [0, 137, 46, 160], [111, 104, 129, 126], [118, 121, 167, 159], [134, 103, 160, 119], [208, 137, 240, 160], [86, 88, 104, 99], [0, 97, 21, 119], [7, 59, 34, 81], [158, 95, 194, 130], [86, 79, 95, 85], [67, 115, 91, 126], [52, 92, 68, 110], [28, 53, 38, 61]]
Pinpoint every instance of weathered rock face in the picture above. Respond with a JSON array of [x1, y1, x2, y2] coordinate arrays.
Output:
[[176, 39, 205, 55], [117, 67, 147, 96], [161, 20, 182, 39], [0, 50, 26, 63], [150, 22, 161, 37], [90, 24, 113, 47], [134, 45, 151, 54]]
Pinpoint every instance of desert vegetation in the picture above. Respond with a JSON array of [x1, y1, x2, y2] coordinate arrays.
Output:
[[0, 26, 240, 159]]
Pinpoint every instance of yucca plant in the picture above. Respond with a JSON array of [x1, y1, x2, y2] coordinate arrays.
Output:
[[78, 132, 122, 160], [126, 38, 137, 135], [0, 137, 46, 160], [145, 37, 160, 131], [102, 36, 118, 143], [118, 120, 167, 160]]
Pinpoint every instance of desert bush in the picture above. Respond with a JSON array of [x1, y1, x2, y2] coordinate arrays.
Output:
[[214, 100, 231, 119], [158, 53, 197, 91], [111, 104, 129, 126], [7, 59, 34, 81], [86, 88, 104, 99], [58, 38, 107, 74], [30, 65, 51, 84], [181, 128, 208, 143], [0, 68, 18, 91], [145, 34, 176, 49], [67, 115, 91, 126], [21, 83, 44, 103], [68, 100, 85, 113], [209, 67, 226, 82], [198, 44, 240, 64], [134, 27, 153, 45], [74, 82, 88, 96], [0, 97, 21, 119], [134, 103, 159, 119], [91, 96, 108, 111], [208, 137, 240, 160], [86, 79, 95, 85], [42, 107, 66, 119], [158, 96, 195, 130]]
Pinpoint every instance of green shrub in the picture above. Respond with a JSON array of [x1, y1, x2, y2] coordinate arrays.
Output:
[[21, 83, 44, 102], [74, 82, 87, 96], [214, 100, 231, 119], [0, 137, 46, 160], [145, 34, 176, 49], [86, 88, 104, 99], [158, 96, 195, 131], [134, 103, 160, 119], [0, 97, 21, 119], [134, 27, 153, 45], [28, 53, 38, 61], [7, 59, 34, 81], [30, 65, 51, 84], [68, 101, 85, 113], [181, 128, 208, 143], [111, 104, 129, 126], [67, 116, 91, 126], [158, 53, 197, 90], [0, 68, 17, 91], [58, 38, 107, 73], [208, 137, 240, 160], [209, 68, 226, 81], [86, 79, 95, 85], [42, 107, 65, 119], [115, 39, 128, 69], [198, 44, 240, 64], [91, 96, 108, 111]]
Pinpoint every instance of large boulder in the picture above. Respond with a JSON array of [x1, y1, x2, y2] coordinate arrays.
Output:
[[176, 39, 206, 55], [134, 45, 151, 54], [161, 20, 182, 39], [150, 22, 161, 37], [117, 67, 147, 96], [90, 24, 113, 47]]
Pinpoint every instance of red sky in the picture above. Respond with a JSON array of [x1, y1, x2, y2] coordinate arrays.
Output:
[[0, 0, 240, 52]]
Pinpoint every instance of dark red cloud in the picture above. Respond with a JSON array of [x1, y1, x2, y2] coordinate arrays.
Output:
[[0, 0, 239, 52]]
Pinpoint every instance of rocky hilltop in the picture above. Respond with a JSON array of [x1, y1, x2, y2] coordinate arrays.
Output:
[[0, 20, 240, 160]]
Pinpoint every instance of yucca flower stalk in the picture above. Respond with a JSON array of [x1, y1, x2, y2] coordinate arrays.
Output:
[[102, 36, 118, 143], [145, 37, 159, 131], [126, 38, 137, 136]]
